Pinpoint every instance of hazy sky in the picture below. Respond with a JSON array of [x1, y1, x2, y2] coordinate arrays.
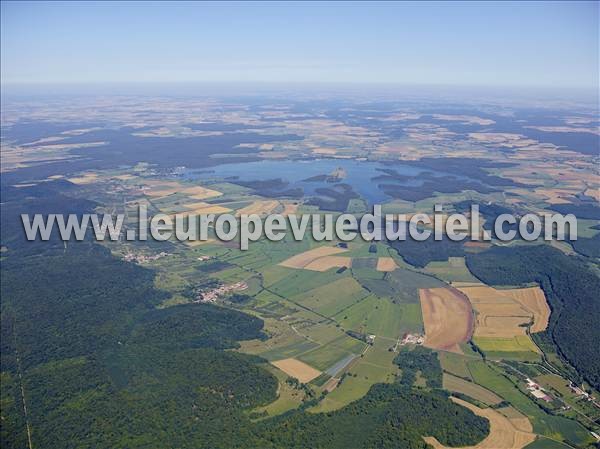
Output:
[[1, 1, 598, 88]]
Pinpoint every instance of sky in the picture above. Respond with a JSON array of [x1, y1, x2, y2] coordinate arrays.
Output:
[[1, 1, 598, 89]]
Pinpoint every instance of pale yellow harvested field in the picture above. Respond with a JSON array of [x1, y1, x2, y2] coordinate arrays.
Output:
[[143, 182, 222, 200], [457, 285, 548, 337], [68, 173, 99, 184], [172, 205, 230, 218], [476, 316, 531, 338], [419, 287, 474, 354], [190, 205, 230, 214], [312, 147, 338, 155], [142, 181, 181, 197], [497, 407, 533, 433], [111, 174, 136, 180], [235, 200, 280, 216], [304, 256, 352, 272], [376, 257, 397, 272], [534, 188, 576, 204], [456, 285, 514, 304], [423, 397, 536, 449], [503, 287, 550, 333], [181, 201, 214, 210], [145, 187, 180, 197], [182, 186, 222, 200], [279, 246, 347, 269], [184, 238, 216, 247], [271, 358, 322, 383]]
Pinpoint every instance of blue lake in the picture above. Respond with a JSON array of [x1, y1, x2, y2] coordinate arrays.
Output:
[[178, 158, 450, 204]]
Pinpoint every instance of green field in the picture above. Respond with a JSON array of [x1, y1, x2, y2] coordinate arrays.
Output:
[[310, 341, 398, 413], [251, 365, 305, 418], [425, 257, 480, 283], [524, 437, 575, 449], [474, 335, 539, 352], [299, 342, 357, 372], [290, 277, 369, 317], [335, 296, 422, 339], [268, 268, 349, 298], [439, 352, 474, 379], [385, 268, 446, 303], [443, 373, 503, 405]]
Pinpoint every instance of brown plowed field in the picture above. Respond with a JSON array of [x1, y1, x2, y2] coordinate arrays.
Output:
[[419, 287, 474, 354]]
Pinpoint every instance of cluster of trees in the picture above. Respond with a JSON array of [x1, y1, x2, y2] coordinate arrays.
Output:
[[394, 346, 443, 389]]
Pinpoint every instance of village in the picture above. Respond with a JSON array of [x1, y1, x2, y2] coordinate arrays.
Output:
[[194, 281, 248, 303], [123, 251, 170, 264]]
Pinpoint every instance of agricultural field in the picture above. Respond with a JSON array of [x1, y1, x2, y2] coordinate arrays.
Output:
[[419, 287, 474, 353], [375, 257, 397, 272], [503, 287, 551, 333], [455, 283, 550, 359], [442, 373, 503, 405], [271, 358, 322, 383], [439, 351, 473, 379], [303, 255, 352, 272], [425, 257, 481, 283], [278, 245, 348, 269]]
